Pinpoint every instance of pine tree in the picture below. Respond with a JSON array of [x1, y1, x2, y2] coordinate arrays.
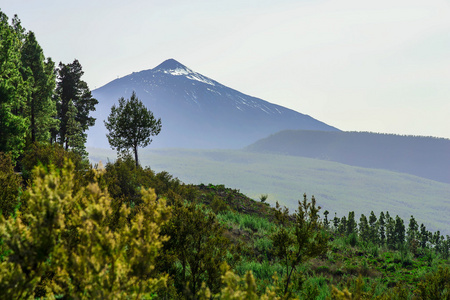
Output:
[[338, 216, 347, 235], [378, 212, 386, 246], [419, 223, 430, 249], [105, 91, 162, 167], [20, 31, 57, 143], [368, 211, 378, 245], [407, 215, 419, 252], [323, 210, 330, 229], [385, 212, 396, 250], [54, 59, 97, 156], [271, 194, 328, 297], [65, 100, 86, 157], [0, 11, 30, 160], [359, 214, 370, 244], [394, 215, 405, 249], [346, 211, 357, 236], [333, 212, 340, 232], [0, 152, 22, 218]]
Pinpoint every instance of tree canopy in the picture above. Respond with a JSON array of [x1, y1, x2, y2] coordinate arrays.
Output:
[[0, 11, 29, 160], [105, 91, 162, 166], [54, 59, 98, 158], [0, 10, 95, 163]]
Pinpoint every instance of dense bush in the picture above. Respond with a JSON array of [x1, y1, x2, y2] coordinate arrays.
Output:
[[103, 154, 187, 206], [20, 142, 86, 181], [158, 199, 233, 297], [0, 161, 170, 298], [0, 152, 22, 218]]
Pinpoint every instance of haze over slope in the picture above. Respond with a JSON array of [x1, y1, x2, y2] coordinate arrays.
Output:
[[88, 147, 450, 235], [86, 59, 338, 149], [246, 130, 450, 184]]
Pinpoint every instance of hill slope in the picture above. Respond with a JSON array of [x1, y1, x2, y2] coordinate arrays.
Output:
[[245, 130, 450, 184], [86, 59, 338, 149], [88, 147, 450, 235]]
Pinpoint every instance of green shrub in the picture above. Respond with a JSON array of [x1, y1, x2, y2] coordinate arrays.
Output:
[[0, 153, 22, 218], [254, 237, 273, 258], [211, 196, 228, 214], [21, 142, 85, 181], [103, 155, 185, 205], [235, 259, 283, 281], [216, 211, 274, 234], [417, 266, 450, 299], [104, 154, 145, 202], [368, 243, 380, 258], [0, 161, 170, 298]]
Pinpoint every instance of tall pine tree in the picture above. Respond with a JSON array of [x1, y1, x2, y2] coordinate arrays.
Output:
[[54, 59, 97, 157], [0, 11, 30, 160], [20, 31, 57, 144]]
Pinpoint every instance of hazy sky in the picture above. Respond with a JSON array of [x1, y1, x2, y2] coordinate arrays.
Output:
[[3, 0, 450, 139]]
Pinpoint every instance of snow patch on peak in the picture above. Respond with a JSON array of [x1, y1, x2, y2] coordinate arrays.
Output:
[[155, 59, 216, 86], [186, 73, 215, 86], [164, 67, 191, 76]]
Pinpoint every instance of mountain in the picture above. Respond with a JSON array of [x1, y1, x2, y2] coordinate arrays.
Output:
[[86, 59, 339, 149], [245, 130, 450, 184]]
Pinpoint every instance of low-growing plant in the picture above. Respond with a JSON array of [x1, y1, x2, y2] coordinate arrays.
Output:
[[254, 237, 273, 258], [235, 259, 284, 282], [211, 196, 229, 214]]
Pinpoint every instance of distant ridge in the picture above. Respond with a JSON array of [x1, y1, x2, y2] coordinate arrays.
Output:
[[86, 59, 339, 149], [245, 130, 450, 184]]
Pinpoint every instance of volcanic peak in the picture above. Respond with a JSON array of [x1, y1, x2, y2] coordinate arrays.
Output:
[[154, 58, 190, 73]]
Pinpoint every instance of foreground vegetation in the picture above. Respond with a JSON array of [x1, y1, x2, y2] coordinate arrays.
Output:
[[1, 144, 449, 299]]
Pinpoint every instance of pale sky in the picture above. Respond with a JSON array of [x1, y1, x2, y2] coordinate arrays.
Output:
[[3, 0, 450, 139]]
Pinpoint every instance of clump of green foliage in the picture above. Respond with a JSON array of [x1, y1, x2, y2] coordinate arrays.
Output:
[[271, 194, 329, 297], [20, 142, 86, 181], [104, 91, 161, 167], [1, 10, 97, 163], [0, 152, 22, 218], [0, 160, 170, 298]]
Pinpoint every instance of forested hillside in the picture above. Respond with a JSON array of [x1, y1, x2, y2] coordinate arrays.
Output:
[[246, 130, 450, 184]]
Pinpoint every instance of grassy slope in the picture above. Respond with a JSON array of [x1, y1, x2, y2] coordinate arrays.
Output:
[[194, 184, 450, 298], [88, 147, 450, 235]]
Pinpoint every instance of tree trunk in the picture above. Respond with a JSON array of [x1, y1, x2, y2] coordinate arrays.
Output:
[[31, 95, 35, 142], [134, 145, 139, 167]]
